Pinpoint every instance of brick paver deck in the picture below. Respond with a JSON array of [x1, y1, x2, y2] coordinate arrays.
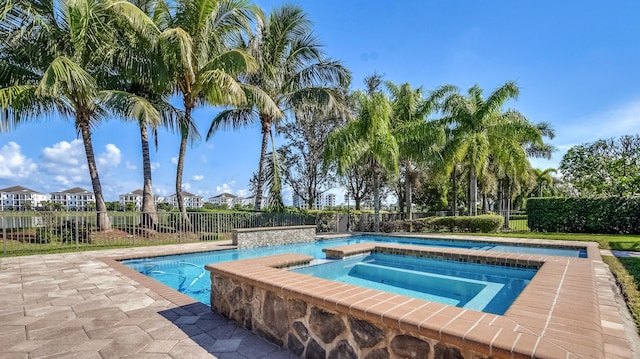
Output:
[[0, 241, 297, 359]]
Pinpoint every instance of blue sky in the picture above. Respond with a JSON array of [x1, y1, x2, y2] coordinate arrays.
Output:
[[1, 1, 639, 203]]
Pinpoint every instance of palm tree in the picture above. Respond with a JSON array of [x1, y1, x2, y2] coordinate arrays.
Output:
[[207, 4, 350, 211], [531, 167, 557, 197], [441, 81, 545, 216], [140, 0, 280, 226], [325, 90, 398, 232], [386, 82, 454, 220], [0, 0, 161, 230]]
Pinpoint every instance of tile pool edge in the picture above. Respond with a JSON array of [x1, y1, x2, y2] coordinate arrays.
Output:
[[205, 244, 605, 359]]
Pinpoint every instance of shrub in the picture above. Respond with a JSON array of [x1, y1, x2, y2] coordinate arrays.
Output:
[[380, 220, 411, 233], [430, 215, 504, 233], [527, 197, 640, 234]]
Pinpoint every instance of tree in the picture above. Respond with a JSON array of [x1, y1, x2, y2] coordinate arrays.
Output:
[[530, 167, 557, 197], [441, 82, 546, 216], [326, 88, 398, 232], [0, 0, 160, 230], [279, 103, 346, 209], [147, 0, 280, 228], [559, 134, 640, 196], [207, 4, 350, 211], [386, 81, 453, 220]]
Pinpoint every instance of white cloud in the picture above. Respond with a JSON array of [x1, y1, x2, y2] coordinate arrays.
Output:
[[237, 189, 249, 197], [182, 182, 191, 191], [40, 140, 87, 180], [98, 144, 121, 167], [126, 161, 137, 170], [151, 162, 160, 171], [171, 157, 178, 165], [41, 139, 84, 166], [192, 174, 204, 181], [0, 142, 38, 180], [567, 99, 640, 143], [39, 140, 122, 190], [216, 181, 236, 194], [200, 155, 208, 163]]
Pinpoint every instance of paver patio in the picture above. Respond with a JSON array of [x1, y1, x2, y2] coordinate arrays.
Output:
[[0, 241, 297, 359], [0, 236, 638, 358]]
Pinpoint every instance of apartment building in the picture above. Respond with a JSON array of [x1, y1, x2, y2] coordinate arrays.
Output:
[[208, 192, 241, 207], [0, 186, 49, 210], [292, 192, 336, 210], [119, 189, 164, 210], [165, 191, 204, 209], [50, 187, 95, 210]]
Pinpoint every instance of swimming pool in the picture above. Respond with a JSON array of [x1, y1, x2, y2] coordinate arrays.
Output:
[[122, 235, 586, 304], [291, 252, 536, 314]]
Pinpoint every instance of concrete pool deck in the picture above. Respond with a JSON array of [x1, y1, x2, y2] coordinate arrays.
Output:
[[0, 234, 638, 358]]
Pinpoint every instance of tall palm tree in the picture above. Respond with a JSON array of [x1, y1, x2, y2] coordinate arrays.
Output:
[[0, 0, 161, 230], [207, 4, 350, 211], [531, 167, 557, 197], [386, 82, 454, 220], [441, 81, 545, 216], [325, 90, 398, 232], [141, 0, 280, 226]]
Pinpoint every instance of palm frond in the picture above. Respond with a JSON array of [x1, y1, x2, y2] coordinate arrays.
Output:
[[108, 0, 160, 42], [98, 90, 161, 126], [36, 56, 97, 100], [206, 107, 256, 139]]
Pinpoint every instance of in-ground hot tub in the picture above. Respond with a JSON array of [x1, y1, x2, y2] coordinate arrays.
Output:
[[291, 252, 537, 314]]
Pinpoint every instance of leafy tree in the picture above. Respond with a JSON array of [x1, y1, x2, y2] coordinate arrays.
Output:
[[0, 0, 160, 230], [208, 4, 350, 211], [326, 88, 398, 232], [278, 103, 346, 209], [560, 134, 640, 196], [530, 167, 558, 197], [386, 81, 453, 220], [441, 82, 547, 216], [140, 0, 280, 228], [105, 201, 120, 211]]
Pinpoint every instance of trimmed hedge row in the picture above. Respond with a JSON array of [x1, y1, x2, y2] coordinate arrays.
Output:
[[380, 215, 504, 234], [527, 197, 640, 234]]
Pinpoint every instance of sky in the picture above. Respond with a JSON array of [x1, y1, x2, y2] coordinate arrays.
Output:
[[1, 1, 640, 203]]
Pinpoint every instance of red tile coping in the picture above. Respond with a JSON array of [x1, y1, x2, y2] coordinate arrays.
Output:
[[206, 243, 610, 359]]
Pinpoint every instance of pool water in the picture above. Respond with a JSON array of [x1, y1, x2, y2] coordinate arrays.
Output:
[[291, 253, 536, 314], [122, 235, 585, 304]]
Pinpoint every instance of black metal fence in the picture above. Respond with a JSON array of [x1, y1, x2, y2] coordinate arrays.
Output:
[[0, 210, 530, 255]]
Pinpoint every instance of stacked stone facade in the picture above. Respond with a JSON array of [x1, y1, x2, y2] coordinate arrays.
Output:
[[212, 275, 470, 359]]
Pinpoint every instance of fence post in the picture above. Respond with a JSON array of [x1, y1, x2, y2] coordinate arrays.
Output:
[[2, 211, 6, 255], [75, 212, 79, 250]]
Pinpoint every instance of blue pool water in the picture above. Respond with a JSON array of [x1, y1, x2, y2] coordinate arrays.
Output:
[[122, 235, 585, 304], [291, 253, 536, 314]]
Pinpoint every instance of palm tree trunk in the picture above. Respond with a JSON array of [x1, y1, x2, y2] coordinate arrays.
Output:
[[451, 170, 458, 216], [79, 121, 110, 231], [373, 171, 381, 232], [405, 161, 413, 221], [469, 170, 478, 216], [140, 124, 157, 229], [175, 125, 192, 231], [254, 116, 271, 211]]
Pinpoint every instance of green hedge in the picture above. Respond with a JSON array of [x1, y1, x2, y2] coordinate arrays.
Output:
[[527, 197, 640, 234], [380, 215, 504, 233], [429, 215, 504, 233]]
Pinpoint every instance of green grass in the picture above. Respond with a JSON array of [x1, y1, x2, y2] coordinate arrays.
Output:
[[603, 256, 640, 333], [457, 231, 640, 251]]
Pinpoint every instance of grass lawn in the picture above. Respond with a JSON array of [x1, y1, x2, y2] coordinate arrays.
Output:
[[457, 231, 640, 333]]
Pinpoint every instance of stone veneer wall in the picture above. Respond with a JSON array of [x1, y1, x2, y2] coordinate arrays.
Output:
[[212, 276, 477, 359], [232, 225, 316, 249]]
